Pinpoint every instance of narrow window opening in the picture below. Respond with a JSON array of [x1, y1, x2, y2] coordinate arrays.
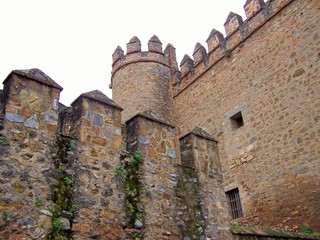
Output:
[[230, 111, 244, 130], [226, 188, 243, 219]]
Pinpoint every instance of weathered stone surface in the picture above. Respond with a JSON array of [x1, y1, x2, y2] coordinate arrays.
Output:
[[126, 115, 180, 239], [24, 114, 39, 129], [0, 1, 319, 239], [93, 113, 103, 126], [112, 57, 173, 123], [60, 217, 71, 230], [172, 0, 320, 232], [27, 226, 45, 239], [15, 217, 36, 225], [92, 137, 107, 146], [134, 219, 143, 229], [5, 112, 25, 122], [72, 223, 90, 232]]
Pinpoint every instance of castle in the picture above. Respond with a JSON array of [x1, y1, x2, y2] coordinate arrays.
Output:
[[0, 0, 319, 239]]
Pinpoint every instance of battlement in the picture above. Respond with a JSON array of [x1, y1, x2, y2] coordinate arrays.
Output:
[[110, 35, 176, 123], [110, 35, 177, 89], [0, 69, 122, 140], [174, 0, 292, 96], [1, 0, 319, 238]]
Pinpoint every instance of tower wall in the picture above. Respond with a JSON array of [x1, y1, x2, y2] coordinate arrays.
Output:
[[173, 0, 320, 231], [111, 37, 174, 124]]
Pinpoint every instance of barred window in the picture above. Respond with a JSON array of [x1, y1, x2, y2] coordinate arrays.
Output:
[[226, 188, 243, 219]]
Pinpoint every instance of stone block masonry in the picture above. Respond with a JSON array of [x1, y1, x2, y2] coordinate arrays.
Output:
[[67, 91, 125, 239], [110, 0, 319, 238], [110, 36, 175, 124], [0, 71, 126, 239], [179, 128, 232, 239], [0, 0, 319, 239], [173, 0, 320, 233], [125, 112, 180, 239], [0, 69, 62, 239]]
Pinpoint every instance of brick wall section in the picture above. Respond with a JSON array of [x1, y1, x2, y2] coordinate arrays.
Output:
[[179, 129, 233, 239], [173, 0, 320, 230], [70, 93, 125, 239], [126, 114, 180, 239], [0, 71, 61, 238]]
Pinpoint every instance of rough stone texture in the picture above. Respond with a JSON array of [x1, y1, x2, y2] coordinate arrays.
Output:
[[0, 0, 319, 239], [111, 50, 174, 124], [0, 73, 125, 239], [126, 114, 180, 239], [173, 0, 320, 232], [231, 224, 318, 239], [0, 72, 61, 238], [179, 131, 232, 240], [70, 94, 125, 239]]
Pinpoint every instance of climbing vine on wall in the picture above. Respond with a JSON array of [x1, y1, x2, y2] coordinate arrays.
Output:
[[115, 149, 144, 239]]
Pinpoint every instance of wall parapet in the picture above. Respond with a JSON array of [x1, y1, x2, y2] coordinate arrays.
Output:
[[110, 35, 175, 89], [173, 0, 294, 97], [0, 69, 126, 238]]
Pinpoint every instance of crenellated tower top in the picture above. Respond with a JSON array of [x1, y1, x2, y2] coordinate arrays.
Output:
[[110, 0, 294, 120], [110, 35, 178, 89], [110, 35, 178, 123]]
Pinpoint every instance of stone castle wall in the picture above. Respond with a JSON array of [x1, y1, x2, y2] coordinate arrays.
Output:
[[173, 0, 320, 231], [126, 113, 180, 239], [0, 70, 61, 239], [0, 0, 319, 239], [0, 71, 127, 239]]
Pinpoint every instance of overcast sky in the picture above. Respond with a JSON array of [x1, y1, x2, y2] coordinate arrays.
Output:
[[0, 1, 247, 106]]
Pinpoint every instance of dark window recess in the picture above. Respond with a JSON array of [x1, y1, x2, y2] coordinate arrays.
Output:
[[230, 111, 244, 130], [226, 188, 243, 219]]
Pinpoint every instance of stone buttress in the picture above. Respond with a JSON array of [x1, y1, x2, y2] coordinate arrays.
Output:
[[125, 111, 180, 239], [65, 90, 125, 239], [178, 128, 232, 240]]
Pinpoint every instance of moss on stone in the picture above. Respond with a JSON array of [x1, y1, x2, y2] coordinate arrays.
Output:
[[120, 149, 145, 239], [47, 136, 78, 240], [176, 166, 204, 239]]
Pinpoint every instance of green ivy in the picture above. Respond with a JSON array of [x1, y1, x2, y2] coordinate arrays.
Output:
[[301, 226, 317, 238], [1, 210, 8, 219], [64, 176, 73, 187], [34, 197, 42, 207], [70, 204, 78, 214], [132, 149, 142, 166], [0, 137, 9, 145], [52, 218, 62, 233], [68, 140, 76, 151], [114, 165, 126, 181]]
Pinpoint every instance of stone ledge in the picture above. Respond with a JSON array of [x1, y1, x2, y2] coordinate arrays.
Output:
[[231, 225, 318, 239], [125, 110, 174, 128]]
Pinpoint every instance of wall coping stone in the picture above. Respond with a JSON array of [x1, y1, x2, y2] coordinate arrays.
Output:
[[71, 90, 123, 110], [179, 127, 218, 143], [231, 224, 318, 239], [3, 68, 63, 90], [125, 110, 174, 128]]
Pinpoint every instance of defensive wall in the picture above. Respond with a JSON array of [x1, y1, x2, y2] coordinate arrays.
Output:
[[0, 0, 319, 239], [173, 0, 320, 231]]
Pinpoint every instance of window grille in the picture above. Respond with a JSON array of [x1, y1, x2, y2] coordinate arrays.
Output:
[[226, 188, 243, 219]]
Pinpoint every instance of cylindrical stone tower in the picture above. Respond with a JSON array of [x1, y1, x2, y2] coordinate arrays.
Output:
[[110, 35, 176, 124]]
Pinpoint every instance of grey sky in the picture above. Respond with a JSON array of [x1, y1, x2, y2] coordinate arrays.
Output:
[[0, 1, 246, 105]]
